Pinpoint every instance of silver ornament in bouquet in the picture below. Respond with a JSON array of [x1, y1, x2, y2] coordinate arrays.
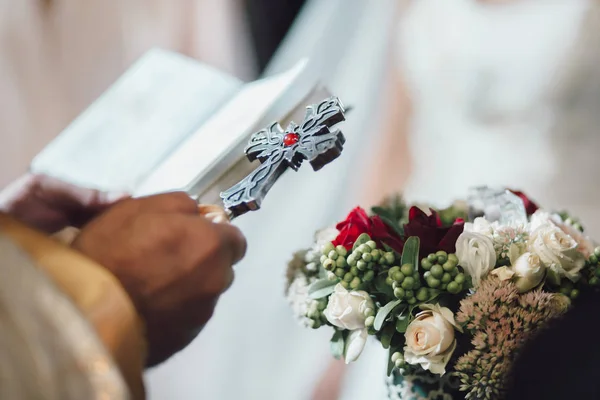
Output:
[[285, 188, 600, 399]]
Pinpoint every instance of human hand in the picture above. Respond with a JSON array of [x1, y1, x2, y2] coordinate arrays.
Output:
[[0, 173, 127, 233], [71, 192, 247, 366]]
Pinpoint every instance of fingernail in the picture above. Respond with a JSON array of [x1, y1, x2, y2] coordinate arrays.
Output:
[[205, 212, 229, 224], [198, 204, 230, 223]]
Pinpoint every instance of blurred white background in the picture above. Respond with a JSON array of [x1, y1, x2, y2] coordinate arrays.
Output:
[[3, 0, 600, 399]]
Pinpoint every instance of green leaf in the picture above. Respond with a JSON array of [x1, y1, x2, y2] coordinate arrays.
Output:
[[546, 268, 561, 286], [380, 216, 405, 237], [330, 330, 345, 360], [374, 299, 402, 331], [371, 206, 394, 219], [425, 289, 442, 303], [317, 264, 329, 279], [308, 279, 339, 299], [382, 243, 395, 253], [395, 311, 410, 333], [380, 324, 396, 349], [372, 206, 404, 237], [372, 196, 407, 224], [401, 236, 420, 271], [374, 272, 395, 297], [352, 233, 372, 251], [408, 304, 419, 315]]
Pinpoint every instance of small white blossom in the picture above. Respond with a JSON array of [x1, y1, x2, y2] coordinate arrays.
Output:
[[286, 275, 320, 328], [492, 224, 529, 261], [315, 227, 340, 253], [465, 218, 530, 262]]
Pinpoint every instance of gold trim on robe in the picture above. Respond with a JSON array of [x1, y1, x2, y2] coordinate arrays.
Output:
[[0, 213, 146, 400]]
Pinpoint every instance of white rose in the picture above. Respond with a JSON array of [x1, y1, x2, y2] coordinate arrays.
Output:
[[559, 223, 595, 258], [512, 252, 546, 293], [323, 284, 374, 330], [323, 284, 375, 363], [529, 224, 585, 281], [530, 211, 595, 258], [530, 210, 561, 231], [456, 231, 497, 288], [404, 304, 462, 376], [464, 217, 494, 237]]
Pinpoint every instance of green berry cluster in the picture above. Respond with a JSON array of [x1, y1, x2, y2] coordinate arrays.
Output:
[[385, 263, 427, 305], [321, 240, 393, 290], [305, 298, 328, 329], [421, 251, 465, 294], [363, 307, 377, 329], [558, 212, 584, 232], [566, 219, 584, 232], [582, 247, 600, 289], [546, 248, 600, 299], [391, 351, 406, 370], [557, 280, 580, 300]]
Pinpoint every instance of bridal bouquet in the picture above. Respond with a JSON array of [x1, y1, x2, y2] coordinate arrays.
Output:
[[285, 188, 597, 400]]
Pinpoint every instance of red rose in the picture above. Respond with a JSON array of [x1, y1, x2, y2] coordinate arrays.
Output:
[[508, 189, 539, 216], [403, 206, 464, 257], [332, 207, 404, 253]]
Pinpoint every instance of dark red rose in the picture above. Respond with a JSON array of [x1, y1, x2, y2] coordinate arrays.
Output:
[[403, 206, 464, 257], [508, 189, 539, 216], [332, 207, 404, 253]]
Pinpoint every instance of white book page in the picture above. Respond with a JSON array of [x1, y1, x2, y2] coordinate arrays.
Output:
[[134, 59, 310, 197], [30, 49, 242, 192]]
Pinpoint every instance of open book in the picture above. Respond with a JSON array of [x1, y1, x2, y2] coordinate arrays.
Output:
[[31, 49, 328, 204]]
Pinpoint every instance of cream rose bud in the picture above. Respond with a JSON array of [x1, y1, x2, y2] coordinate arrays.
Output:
[[404, 304, 462, 376], [491, 266, 515, 281], [323, 284, 375, 331], [529, 224, 585, 281], [513, 252, 545, 293], [456, 231, 497, 288], [344, 328, 368, 364]]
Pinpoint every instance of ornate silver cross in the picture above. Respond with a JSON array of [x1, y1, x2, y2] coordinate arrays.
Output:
[[220, 97, 346, 218]]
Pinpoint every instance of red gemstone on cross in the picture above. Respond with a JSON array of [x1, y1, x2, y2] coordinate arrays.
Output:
[[283, 133, 300, 147]]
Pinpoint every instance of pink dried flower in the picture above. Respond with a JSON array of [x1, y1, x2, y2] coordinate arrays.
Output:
[[285, 250, 309, 290], [455, 276, 569, 400]]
